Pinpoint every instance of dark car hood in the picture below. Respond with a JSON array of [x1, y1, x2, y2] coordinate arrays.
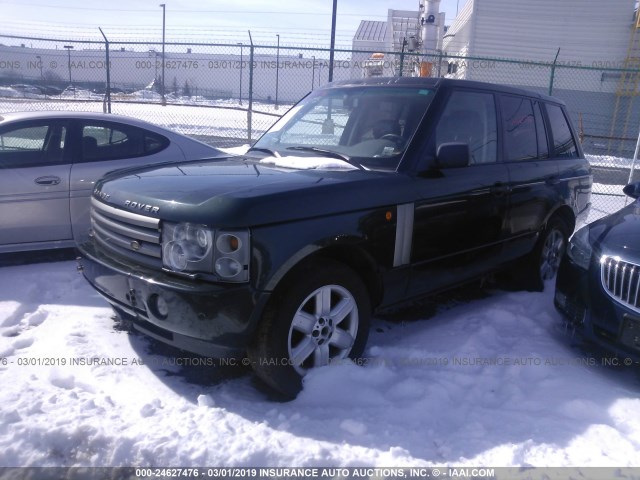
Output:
[[94, 157, 418, 227], [590, 201, 640, 258]]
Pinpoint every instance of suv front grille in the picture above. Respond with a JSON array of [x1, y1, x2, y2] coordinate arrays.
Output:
[[601, 256, 640, 314], [90, 197, 162, 268]]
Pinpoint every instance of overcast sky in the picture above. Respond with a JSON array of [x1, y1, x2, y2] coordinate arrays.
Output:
[[0, 0, 465, 47]]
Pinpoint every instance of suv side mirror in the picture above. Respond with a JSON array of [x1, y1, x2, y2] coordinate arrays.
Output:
[[436, 142, 470, 169], [623, 182, 640, 199]]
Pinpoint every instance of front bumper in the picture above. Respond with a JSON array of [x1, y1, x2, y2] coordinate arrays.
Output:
[[77, 240, 270, 359], [554, 254, 640, 362]]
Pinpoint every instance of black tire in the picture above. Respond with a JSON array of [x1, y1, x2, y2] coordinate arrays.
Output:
[[519, 216, 570, 291], [247, 259, 371, 398]]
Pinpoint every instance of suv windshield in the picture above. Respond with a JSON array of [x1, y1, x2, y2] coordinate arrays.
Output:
[[252, 86, 435, 170]]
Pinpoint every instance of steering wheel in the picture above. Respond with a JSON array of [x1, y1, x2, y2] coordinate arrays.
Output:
[[380, 134, 405, 148]]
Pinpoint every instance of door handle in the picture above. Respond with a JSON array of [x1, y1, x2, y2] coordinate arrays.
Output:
[[546, 175, 561, 186], [35, 176, 61, 186], [490, 183, 511, 196]]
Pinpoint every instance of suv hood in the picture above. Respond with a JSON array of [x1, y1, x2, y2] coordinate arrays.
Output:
[[93, 157, 417, 227]]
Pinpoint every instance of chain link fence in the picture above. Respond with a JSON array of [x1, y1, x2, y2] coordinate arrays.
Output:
[[2, 33, 639, 220]]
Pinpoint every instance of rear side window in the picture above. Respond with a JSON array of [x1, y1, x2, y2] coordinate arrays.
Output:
[[0, 123, 67, 167], [436, 90, 497, 164], [0, 125, 48, 152], [500, 96, 537, 161], [81, 122, 169, 162], [545, 104, 578, 158]]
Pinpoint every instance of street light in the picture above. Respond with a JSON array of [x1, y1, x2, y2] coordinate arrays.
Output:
[[238, 42, 243, 105], [275, 34, 280, 109], [63, 45, 73, 86], [160, 3, 166, 105], [35, 55, 43, 81]]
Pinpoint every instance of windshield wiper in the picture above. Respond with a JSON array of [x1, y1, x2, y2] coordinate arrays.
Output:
[[247, 146, 280, 157], [286, 146, 364, 170]]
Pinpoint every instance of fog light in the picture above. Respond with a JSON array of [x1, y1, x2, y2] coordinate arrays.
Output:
[[148, 294, 169, 320]]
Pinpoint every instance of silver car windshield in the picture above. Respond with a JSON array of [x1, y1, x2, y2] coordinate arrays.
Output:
[[252, 86, 435, 170]]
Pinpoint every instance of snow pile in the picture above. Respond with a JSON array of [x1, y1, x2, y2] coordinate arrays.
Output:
[[1, 259, 639, 467]]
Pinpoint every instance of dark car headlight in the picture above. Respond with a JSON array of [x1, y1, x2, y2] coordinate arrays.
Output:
[[162, 222, 250, 282], [566, 226, 592, 270]]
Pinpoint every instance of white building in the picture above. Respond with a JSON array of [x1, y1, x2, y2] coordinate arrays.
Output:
[[443, 0, 634, 89]]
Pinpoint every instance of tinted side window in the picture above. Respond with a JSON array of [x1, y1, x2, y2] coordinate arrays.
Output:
[[0, 123, 67, 167], [546, 104, 578, 158], [436, 90, 497, 164], [81, 123, 168, 161], [500, 96, 537, 161]]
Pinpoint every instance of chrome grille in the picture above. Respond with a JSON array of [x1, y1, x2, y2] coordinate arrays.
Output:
[[90, 197, 162, 268], [601, 256, 640, 314]]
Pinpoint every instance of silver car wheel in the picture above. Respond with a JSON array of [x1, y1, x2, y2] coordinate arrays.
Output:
[[540, 229, 565, 280], [287, 284, 359, 375]]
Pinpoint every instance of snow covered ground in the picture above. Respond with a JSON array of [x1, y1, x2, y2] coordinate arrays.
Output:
[[1, 251, 639, 468]]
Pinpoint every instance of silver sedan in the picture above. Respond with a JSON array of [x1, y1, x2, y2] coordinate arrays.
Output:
[[0, 111, 223, 253]]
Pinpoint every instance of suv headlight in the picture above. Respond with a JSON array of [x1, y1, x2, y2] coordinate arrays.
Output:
[[162, 222, 250, 282], [566, 226, 592, 270]]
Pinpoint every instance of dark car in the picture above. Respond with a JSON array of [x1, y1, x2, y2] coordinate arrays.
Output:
[[555, 182, 640, 361], [77, 77, 592, 397]]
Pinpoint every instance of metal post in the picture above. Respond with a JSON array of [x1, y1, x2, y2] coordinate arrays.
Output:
[[548, 47, 560, 96], [328, 0, 337, 82], [35, 55, 43, 81], [160, 3, 166, 105], [99, 28, 111, 113], [63, 45, 73, 85], [248, 30, 254, 142], [312, 56, 316, 89], [237, 42, 243, 105], [398, 38, 407, 77], [275, 34, 280, 109]]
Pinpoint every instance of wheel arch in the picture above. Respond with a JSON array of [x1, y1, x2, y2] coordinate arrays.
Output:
[[264, 243, 384, 310], [546, 204, 576, 234]]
